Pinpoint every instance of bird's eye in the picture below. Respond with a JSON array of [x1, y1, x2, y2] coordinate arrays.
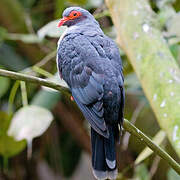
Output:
[[69, 11, 82, 19]]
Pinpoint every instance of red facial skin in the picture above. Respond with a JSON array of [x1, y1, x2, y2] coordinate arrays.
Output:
[[70, 96, 74, 101], [58, 11, 82, 27]]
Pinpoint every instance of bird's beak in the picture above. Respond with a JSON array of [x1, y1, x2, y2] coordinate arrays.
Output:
[[58, 17, 69, 27]]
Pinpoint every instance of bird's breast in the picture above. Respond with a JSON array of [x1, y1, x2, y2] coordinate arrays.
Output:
[[57, 26, 79, 48]]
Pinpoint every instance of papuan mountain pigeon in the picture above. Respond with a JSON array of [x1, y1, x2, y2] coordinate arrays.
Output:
[[57, 7, 125, 180]]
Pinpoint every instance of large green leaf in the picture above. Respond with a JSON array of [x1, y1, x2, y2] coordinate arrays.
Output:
[[8, 105, 53, 157], [0, 135, 26, 158], [8, 105, 53, 143], [0, 111, 26, 157]]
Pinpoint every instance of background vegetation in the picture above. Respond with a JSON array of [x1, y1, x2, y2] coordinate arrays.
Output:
[[0, 0, 180, 179]]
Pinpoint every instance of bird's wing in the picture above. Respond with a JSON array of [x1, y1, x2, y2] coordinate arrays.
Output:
[[71, 64, 109, 138], [58, 34, 109, 138], [86, 34, 125, 125], [106, 37, 125, 127], [71, 67, 108, 137]]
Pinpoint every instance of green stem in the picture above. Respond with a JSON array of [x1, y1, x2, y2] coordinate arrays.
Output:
[[32, 66, 53, 78], [20, 81, 28, 106], [8, 80, 20, 114], [0, 68, 180, 174]]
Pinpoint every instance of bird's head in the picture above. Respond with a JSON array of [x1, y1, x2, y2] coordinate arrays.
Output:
[[58, 7, 95, 27]]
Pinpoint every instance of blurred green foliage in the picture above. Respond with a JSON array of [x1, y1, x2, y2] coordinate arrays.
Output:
[[59, 132, 81, 177]]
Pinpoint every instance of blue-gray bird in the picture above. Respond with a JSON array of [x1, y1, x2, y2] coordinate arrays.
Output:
[[57, 7, 125, 180]]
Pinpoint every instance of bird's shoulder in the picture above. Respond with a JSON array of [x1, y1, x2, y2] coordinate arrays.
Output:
[[86, 34, 123, 70]]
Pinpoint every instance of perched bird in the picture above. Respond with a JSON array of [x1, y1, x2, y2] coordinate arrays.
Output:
[[57, 7, 125, 180]]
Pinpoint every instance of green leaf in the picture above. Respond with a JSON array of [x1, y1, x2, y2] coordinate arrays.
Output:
[[135, 130, 166, 165], [0, 135, 26, 158], [0, 111, 26, 157], [37, 20, 67, 39], [8, 105, 53, 143], [0, 111, 10, 136], [167, 168, 180, 180], [7, 105, 53, 157]]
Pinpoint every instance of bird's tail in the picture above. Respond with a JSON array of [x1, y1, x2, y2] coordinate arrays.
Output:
[[91, 127, 118, 180]]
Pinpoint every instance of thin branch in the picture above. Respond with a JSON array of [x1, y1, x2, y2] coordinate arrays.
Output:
[[0, 68, 180, 174], [123, 119, 180, 174], [0, 69, 69, 93]]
